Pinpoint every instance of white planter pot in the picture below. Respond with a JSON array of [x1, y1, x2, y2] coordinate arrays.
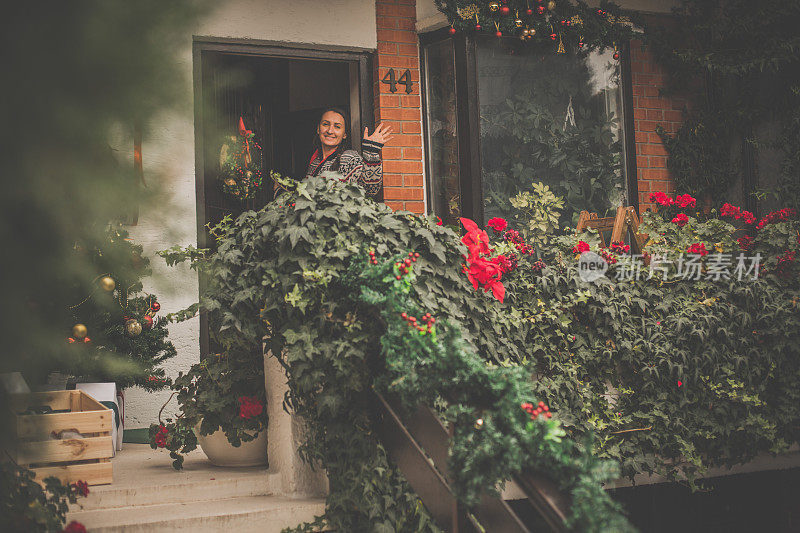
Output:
[[196, 427, 268, 467]]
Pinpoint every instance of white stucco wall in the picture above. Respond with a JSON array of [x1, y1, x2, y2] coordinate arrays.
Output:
[[124, 0, 377, 429]]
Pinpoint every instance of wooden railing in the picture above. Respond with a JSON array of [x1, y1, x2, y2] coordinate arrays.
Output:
[[373, 391, 571, 532]]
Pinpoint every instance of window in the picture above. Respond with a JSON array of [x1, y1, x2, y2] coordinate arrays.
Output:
[[421, 32, 634, 228]]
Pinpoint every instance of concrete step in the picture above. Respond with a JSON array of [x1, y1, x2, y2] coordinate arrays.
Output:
[[67, 495, 326, 532]]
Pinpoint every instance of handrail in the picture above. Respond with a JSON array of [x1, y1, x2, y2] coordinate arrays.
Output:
[[372, 390, 571, 533]]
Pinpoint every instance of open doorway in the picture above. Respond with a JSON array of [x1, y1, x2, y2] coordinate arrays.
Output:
[[193, 39, 373, 356]]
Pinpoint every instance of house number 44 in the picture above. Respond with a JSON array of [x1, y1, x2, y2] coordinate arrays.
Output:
[[381, 68, 414, 94]]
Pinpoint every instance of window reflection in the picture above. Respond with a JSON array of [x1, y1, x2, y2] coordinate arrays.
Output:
[[478, 40, 627, 229]]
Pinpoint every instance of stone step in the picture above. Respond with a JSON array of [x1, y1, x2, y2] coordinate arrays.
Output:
[[67, 495, 326, 532]]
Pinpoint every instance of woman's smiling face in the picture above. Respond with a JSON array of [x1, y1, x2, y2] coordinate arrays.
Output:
[[318, 110, 346, 151]]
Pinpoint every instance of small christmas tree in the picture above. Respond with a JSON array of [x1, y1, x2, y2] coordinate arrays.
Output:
[[62, 225, 176, 390]]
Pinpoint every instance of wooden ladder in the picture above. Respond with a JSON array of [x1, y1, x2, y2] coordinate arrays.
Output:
[[576, 206, 648, 253]]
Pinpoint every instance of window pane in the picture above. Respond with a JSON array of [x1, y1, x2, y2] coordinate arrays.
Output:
[[477, 40, 627, 229], [424, 39, 461, 224]]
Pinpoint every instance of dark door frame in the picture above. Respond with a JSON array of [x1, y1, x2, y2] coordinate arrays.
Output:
[[192, 36, 374, 357]]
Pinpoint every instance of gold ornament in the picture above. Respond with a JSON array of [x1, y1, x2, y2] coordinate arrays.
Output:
[[547, 0, 556, 10], [557, 35, 565, 53], [474, 418, 484, 429], [570, 15, 583, 26], [489, 1, 500, 12], [99, 276, 116, 292], [72, 323, 88, 339], [125, 318, 142, 337], [529, 27, 536, 37], [457, 3, 479, 19], [514, 18, 523, 27]]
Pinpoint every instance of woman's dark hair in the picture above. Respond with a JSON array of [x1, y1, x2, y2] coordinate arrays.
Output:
[[312, 106, 351, 172]]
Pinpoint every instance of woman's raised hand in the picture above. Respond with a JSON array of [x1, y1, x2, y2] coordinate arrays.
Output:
[[364, 123, 394, 145]]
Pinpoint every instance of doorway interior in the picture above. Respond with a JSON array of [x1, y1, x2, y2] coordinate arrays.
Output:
[[193, 39, 373, 356]]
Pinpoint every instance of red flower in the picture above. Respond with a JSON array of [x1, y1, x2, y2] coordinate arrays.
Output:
[[460, 218, 491, 260], [72, 480, 90, 497], [466, 256, 505, 303], [486, 217, 508, 233], [63, 522, 87, 533], [737, 235, 754, 250], [154, 424, 168, 448], [493, 254, 517, 274], [572, 241, 590, 254], [686, 243, 708, 256], [671, 213, 689, 227], [675, 194, 696, 209], [720, 203, 741, 218], [756, 208, 797, 229], [649, 192, 674, 206], [609, 241, 630, 254], [436, 216, 443, 226], [238, 396, 263, 420], [741, 210, 756, 224]]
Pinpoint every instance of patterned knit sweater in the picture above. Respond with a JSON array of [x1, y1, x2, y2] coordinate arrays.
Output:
[[305, 139, 383, 197]]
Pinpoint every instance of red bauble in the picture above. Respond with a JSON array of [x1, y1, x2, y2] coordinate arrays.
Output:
[[500, 5, 510, 14], [537, 6, 545, 14], [448, 26, 456, 34], [549, 33, 557, 40], [142, 315, 154, 329], [496, 30, 502, 37], [613, 51, 620, 60], [526, 8, 533, 15], [151, 302, 161, 312], [475, 23, 481, 30]]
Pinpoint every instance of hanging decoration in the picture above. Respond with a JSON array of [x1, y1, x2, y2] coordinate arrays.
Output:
[[434, 0, 636, 54], [218, 117, 264, 201]]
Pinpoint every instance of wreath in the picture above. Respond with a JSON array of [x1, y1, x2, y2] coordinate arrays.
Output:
[[218, 117, 263, 200]]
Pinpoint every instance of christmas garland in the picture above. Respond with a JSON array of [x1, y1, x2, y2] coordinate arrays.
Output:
[[218, 117, 263, 200], [434, 0, 637, 54]]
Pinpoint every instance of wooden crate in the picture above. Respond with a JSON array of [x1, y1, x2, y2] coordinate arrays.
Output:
[[8, 390, 113, 486]]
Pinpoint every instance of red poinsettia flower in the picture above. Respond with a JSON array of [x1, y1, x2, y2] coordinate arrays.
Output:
[[686, 242, 708, 256], [238, 396, 263, 420], [671, 213, 689, 227], [649, 192, 674, 206], [572, 241, 590, 254], [72, 480, 90, 497], [460, 218, 491, 260], [486, 217, 508, 233], [675, 194, 696, 209], [62, 522, 87, 533], [465, 256, 505, 303]]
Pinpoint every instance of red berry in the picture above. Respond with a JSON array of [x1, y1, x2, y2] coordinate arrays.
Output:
[[401, 312, 407, 319], [409, 317, 416, 322], [538, 401, 545, 408], [404, 259, 411, 266], [414, 253, 420, 258], [542, 405, 549, 412], [530, 414, 538, 420], [545, 412, 552, 418], [396, 275, 401, 280]]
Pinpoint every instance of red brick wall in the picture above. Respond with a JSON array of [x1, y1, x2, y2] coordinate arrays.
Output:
[[630, 39, 692, 212], [374, 0, 425, 213]]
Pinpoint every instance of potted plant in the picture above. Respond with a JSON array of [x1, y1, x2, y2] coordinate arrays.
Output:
[[148, 349, 267, 469]]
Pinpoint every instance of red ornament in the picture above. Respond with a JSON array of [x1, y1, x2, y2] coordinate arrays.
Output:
[[526, 8, 533, 15], [500, 5, 510, 14], [496, 30, 503, 37], [549, 33, 557, 40], [678, 380, 683, 387], [142, 315, 154, 329], [151, 301, 161, 312], [537, 6, 545, 14], [448, 26, 456, 34], [613, 51, 620, 60], [475, 23, 481, 30]]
